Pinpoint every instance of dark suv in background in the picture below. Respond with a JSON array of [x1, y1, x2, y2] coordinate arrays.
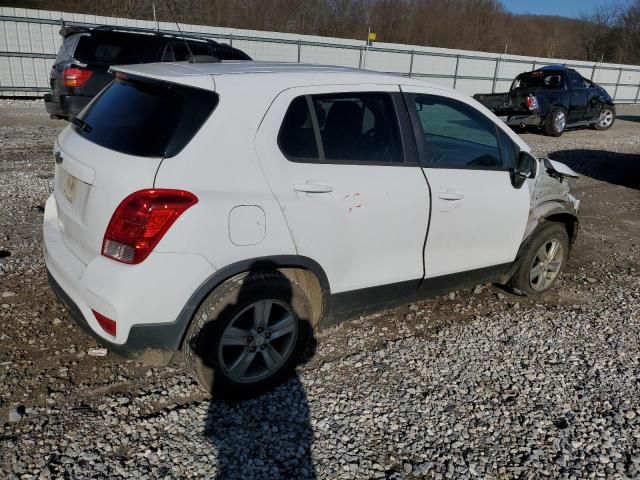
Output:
[[45, 25, 251, 120]]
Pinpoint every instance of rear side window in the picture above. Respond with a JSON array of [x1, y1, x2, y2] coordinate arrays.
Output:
[[411, 95, 502, 169], [75, 76, 218, 158], [312, 93, 403, 163], [55, 34, 83, 64], [278, 97, 319, 160], [514, 72, 564, 90], [161, 41, 250, 61]]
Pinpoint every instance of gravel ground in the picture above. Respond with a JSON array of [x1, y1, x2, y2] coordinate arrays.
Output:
[[0, 99, 639, 479]]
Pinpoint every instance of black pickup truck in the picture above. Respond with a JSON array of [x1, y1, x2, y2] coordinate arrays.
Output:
[[474, 65, 616, 136]]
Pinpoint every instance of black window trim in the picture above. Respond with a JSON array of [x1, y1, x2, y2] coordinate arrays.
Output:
[[403, 92, 512, 172], [278, 91, 418, 167]]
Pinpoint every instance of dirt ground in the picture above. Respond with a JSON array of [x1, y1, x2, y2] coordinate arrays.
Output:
[[0, 101, 638, 478], [0, 101, 638, 416]]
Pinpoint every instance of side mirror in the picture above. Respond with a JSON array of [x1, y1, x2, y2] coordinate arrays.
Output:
[[512, 151, 537, 188]]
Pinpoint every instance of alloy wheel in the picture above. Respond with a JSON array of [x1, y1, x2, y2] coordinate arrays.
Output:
[[529, 239, 565, 292], [598, 109, 614, 128], [218, 299, 298, 384], [554, 111, 566, 133]]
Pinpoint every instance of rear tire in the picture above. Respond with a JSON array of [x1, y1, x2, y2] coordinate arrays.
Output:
[[591, 107, 616, 131], [508, 223, 569, 296], [543, 108, 567, 137], [183, 271, 313, 399]]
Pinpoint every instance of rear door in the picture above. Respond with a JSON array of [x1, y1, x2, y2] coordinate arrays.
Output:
[[256, 84, 430, 305], [403, 89, 530, 278], [53, 74, 218, 265]]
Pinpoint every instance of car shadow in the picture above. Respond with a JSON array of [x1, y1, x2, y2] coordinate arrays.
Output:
[[617, 115, 640, 123], [189, 261, 318, 479], [548, 149, 640, 190]]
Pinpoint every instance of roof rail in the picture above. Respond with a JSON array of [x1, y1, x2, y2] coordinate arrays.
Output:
[[189, 54, 221, 64]]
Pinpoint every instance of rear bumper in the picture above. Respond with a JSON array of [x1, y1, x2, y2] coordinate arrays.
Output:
[[44, 93, 92, 119], [505, 114, 542, 128], [43, 194, 216, 365]]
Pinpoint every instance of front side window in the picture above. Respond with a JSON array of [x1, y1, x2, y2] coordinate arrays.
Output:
[[566, 71, 584, 89], [411, 95, 502, 169]]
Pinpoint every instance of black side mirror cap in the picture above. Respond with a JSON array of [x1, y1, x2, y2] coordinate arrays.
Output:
[[512, 151, 537, 188]]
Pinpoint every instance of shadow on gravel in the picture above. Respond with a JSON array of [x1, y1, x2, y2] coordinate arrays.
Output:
[[549, 149, 640, 190], [618, 115, 640, 123], [191, 261, 317, 479], [204, 375, 316, 479]]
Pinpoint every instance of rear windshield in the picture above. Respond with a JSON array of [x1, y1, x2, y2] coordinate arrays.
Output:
[[74, 32, 160, 64], [74, 76, 218, 158], [513, 71, 565, 90]]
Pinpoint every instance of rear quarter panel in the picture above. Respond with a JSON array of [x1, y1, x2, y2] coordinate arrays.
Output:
[[153, 77, 297, 269]]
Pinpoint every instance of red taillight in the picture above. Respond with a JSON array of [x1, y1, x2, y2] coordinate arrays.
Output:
[[92, 310, 116, 336], [63, 67, 93, 87], [526, 95, 539, 112], [102, 189, 198, 264]]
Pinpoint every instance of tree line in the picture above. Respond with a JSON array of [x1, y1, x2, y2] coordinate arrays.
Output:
[[4, 0, 640, 65]]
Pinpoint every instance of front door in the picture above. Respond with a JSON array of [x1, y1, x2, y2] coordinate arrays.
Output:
[[256, 84, 430, 303], [566, 70, 588, 122], [403, 90, 531, 279]]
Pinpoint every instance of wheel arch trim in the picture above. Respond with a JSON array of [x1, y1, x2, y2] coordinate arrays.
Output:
[[170, 255, 331, 351], [521, 201, 579, 252]]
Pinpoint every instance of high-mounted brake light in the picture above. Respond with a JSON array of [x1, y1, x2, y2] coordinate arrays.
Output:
[[102, 189, 198, 264], [63, 66, 93, 87], [526, 95, 539, 112]]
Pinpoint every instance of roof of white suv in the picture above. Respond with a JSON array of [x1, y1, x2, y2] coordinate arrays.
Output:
[[114, 61, 378, 77], [111, 60, 436, 91]]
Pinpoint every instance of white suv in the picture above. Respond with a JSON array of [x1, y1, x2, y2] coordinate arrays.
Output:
[[43, 62, 580, 397]]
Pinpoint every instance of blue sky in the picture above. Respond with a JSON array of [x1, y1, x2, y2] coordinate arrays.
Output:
[[502, 0, 604, 18]]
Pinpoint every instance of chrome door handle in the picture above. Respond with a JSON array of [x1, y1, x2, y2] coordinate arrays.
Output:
[[294, 183, 333, 194], [438, 190, 464, 201]]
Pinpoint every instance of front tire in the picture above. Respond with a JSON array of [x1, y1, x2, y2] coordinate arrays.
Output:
[[183, 271, 313, 399], [592, 107, 616, 131], [543, 108, 567, 137], [508, 223, 570, 296]]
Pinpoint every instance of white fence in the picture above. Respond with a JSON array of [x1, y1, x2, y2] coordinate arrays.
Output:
[[2, 6, 640, 102]]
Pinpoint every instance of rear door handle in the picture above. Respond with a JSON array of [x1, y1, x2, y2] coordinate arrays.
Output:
[[438, 190, 464, 201], [294, 183, 333, 194]]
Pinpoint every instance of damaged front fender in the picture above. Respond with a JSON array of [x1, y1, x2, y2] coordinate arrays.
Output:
[[522, 157, 581, 244]]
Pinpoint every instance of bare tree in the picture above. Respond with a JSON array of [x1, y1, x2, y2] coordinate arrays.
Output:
[[3, 0, 639, 63]]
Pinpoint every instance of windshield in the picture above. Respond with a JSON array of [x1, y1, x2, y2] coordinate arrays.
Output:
[[75, 76, 218, 158]]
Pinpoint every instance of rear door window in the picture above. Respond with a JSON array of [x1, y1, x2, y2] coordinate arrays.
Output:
[[311, 93, 403, 163], [75, 76, 218, 158]]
